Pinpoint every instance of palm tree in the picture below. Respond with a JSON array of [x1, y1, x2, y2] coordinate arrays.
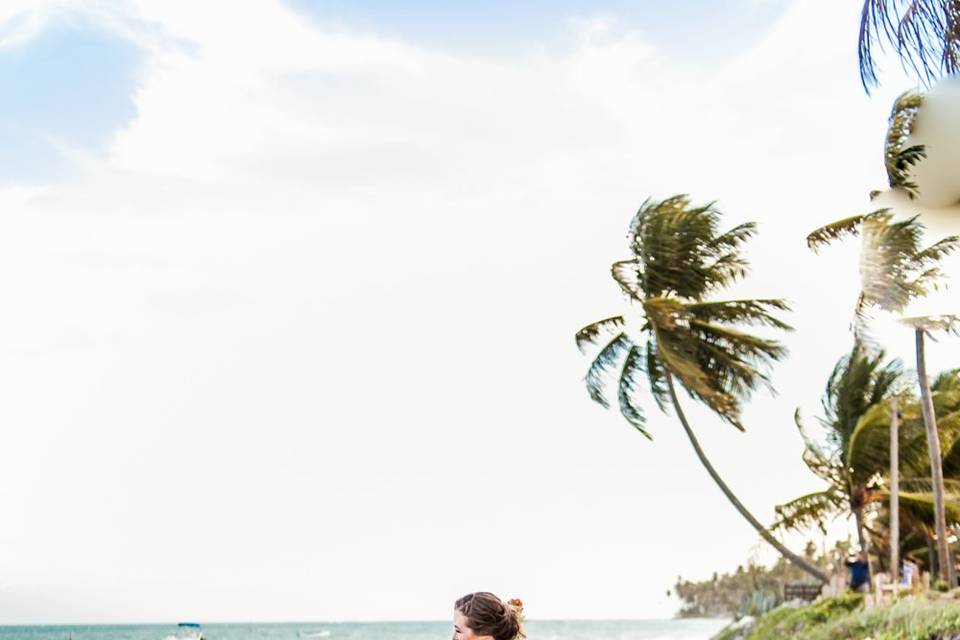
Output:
[[858, 0, 960, 92], [843, 368, 960, 575], [771, 347, 903, 582], [808, 211, 959, 582], [576, 195, 828, 583], [777, 363, 960, 580]]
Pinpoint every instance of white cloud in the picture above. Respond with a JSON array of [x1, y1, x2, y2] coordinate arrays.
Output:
[[2, 0, 958, 624]]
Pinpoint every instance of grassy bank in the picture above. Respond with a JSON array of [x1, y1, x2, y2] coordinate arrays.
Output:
[[713, 593, 960, 640]]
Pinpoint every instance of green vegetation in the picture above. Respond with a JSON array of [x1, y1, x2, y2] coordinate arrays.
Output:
[[674, 543, 838, 619], [713, 595, 960, 640]]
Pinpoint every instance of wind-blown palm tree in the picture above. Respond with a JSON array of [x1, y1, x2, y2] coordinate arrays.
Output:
[[776, 361, 960, 580], [858, 0, 960, 92], [576, 195, 828, 583], [842, 368, 960, 574], [808, 211, 960, 582], [771, 347, 903, 582]]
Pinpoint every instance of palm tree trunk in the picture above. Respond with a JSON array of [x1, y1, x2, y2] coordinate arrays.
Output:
[[916, 328, 955, 586], [664, 371, 829, 584], [890, 396, 900, 588]]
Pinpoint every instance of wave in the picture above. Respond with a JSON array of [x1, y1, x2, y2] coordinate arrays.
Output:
[[299, 631, 331, 639]]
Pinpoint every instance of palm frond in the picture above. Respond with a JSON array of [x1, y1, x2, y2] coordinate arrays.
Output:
[[645, 339, 670, 412], [846, 397, 921, 481], [858, 0, 897, 91], [702, 223, 758, 291], [940, 403, 960, 477], [611, 259, 643, 302], [688, 321, 789, 362], [653, 323, 743, 430], [686, 322, 787, 400], [686, 299, 793, 331], [914, 235, 960, 266], [771, 490, 844, 534], [859, 1, 960, 91], [701, 251, 751, 292], [626, 197, 655, 256], [818, 347, 904, 467], [575, 315, 625, 353], [584, 333, 632, 409], [795, 409, 844, 485], [883, 490, 960, 525], [641, 295, 789, 430], [853, 293, 879, 348], [901, 409, 957, 476], [933, 368, 960, 392], [860, 213, 958, 316], [807, 214, 869, 251], [936, 410, 960, 458], [691, 338, 771, 399], [899, 477, 960, 494], [852, 392, 960, 478], [618, 345, 651, 439], [627, 196, 755, 299], [900, 313, 960, 335], [708, 222, 757, 250]]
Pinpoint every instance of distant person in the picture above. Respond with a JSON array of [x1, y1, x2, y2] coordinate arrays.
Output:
[[845, 549, 870, 592], [902, 555, 921, 589], [453, 592, 526, 640]]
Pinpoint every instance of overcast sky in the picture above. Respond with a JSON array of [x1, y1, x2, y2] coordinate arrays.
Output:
[[1, 0, 959, 626]]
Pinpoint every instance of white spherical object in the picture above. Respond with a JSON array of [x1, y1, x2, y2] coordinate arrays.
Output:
[[905, 75, 960, 207]]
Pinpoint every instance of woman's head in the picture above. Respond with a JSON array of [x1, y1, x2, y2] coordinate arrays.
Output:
[[453, 592, 525, 640]]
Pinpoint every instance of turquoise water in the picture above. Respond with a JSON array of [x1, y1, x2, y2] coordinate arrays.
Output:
[[0, 620, 727, 640]]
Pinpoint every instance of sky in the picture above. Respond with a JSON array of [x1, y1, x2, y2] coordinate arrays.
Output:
[[1, 0, 959, 626]]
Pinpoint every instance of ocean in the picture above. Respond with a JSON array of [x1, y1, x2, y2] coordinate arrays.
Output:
[[0, 620, 728, 640]]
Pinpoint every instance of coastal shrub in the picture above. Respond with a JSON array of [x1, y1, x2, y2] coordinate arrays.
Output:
[[804, 598, 960, 640], [745, 593, 864, 639], [713, 596, 960, 640]]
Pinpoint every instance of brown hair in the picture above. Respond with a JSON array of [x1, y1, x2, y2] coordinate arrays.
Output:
[[455, 592, 526, 640]]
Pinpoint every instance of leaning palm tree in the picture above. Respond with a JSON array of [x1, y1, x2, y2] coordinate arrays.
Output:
[[808, 211, 960, 582], [771, 347, 903, 581], [576, 195, 828, 583], [858, 0, 960, 92]]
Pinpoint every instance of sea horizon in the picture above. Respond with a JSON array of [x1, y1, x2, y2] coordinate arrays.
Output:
[[0, 616, 725, 626], [0, 618, 730, 640]]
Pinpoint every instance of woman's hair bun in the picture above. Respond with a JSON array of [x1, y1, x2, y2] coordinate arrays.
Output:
[[455, 592, 526, 640]]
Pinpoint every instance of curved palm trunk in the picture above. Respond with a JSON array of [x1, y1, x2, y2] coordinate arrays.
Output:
[[664, 371, 829, 584], [916, 328, 955, 586]]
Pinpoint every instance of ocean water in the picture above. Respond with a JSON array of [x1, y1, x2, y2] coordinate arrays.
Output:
[[0, 619, 728, 640]]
